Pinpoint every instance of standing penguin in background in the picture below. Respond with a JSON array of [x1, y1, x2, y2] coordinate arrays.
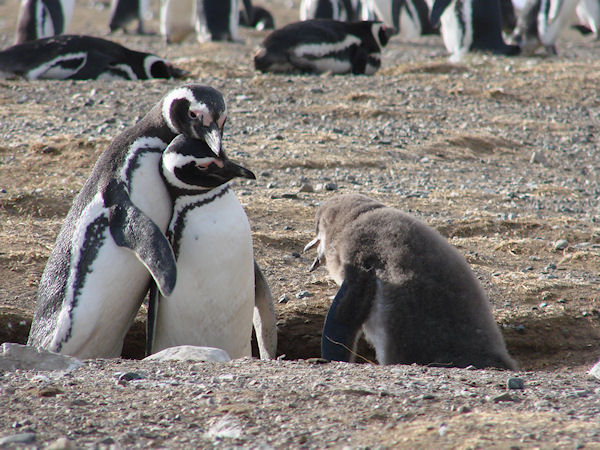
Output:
[[254, 20, 394, 74], [240, 4, 275, 30], [15, 0, 75, 44], [108, 0, 149, 34], [430, 0, 520, 61], [27, 85, 229, 359], [368, 0, 437, 38], [510, 0, 580, 55], [160, 0, 253, 43], [148, 135, 277, 360], [305, 194, 517, 369]]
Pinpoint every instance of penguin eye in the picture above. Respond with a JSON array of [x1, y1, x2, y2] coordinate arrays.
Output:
[[188, 110, 198, 119]]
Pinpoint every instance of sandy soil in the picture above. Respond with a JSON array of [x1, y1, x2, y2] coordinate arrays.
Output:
[[1, 0, 600, 447]]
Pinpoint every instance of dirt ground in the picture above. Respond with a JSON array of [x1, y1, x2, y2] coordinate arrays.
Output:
[[0, 0, 600, 447]]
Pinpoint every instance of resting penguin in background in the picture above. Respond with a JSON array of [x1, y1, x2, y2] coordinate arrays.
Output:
[[430, 0, 521, 61], [15, 0, 75, 44], [147, 135, 277, 360], [27, 85, 229, 359], [0, 35, 186, 80], [254, 19, 394, 75], [304, 194, 518, 370], [108, 0, 149, 34]]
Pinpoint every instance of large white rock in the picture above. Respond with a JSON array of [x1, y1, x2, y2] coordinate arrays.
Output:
[[0, 343, 83, 372], [144, 345, 231, 363]]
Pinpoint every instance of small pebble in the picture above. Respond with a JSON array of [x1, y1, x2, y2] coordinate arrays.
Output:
[[117, 372, 145, 383], [278, 294, 289, 304], [493, 392, 514, 402], [507, 377, 525, 390], [296, 290, 311, 299], [46, 436, 75, 450], [554, 239, 568, 250], [324, 182, 338, 191], [298, 183, 314, 193]]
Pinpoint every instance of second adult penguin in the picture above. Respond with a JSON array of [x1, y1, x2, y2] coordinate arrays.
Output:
[[148, 135, 277, 360], [305, 194, 517, 370]]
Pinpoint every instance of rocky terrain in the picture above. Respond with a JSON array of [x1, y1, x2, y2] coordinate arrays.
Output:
[[1, 0, 600, 447]]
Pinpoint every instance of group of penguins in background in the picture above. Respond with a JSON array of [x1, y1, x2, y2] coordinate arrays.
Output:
[[0, 0, 599, 80], [26, 83, 518, 370]]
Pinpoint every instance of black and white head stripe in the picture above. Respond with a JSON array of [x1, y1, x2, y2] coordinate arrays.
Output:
[[161, 134, 255, 193], [161, 85, 227, 155], [143, 56, 172, 79]]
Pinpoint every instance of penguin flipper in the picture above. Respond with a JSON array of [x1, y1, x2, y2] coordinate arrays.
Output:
[[105, 181, 177, 297], [321, 266, 376, 362], [253, 261, 277, 359], [430, 0, 452, 27], [146, 280, 159, 356]]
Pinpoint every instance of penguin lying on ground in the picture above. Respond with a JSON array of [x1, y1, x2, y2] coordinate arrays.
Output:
[[108, 0, 149, 34], [305, 194, 518, 369], [254, 19, 394, 74], [27, 85, 229, 359], [15, 0, 75, 44], [147, 135, 277, 359], [0, 35, 186, 80], [430, 0, 521, 61]]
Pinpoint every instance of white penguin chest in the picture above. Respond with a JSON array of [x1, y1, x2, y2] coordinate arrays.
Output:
[[154, 188, 255, 358]]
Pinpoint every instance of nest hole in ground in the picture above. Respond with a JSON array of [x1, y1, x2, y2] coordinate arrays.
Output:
[[2, 309, 600, 371]]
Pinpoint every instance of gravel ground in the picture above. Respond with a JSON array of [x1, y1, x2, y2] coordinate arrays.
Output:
[[1, 0, 600, 447]]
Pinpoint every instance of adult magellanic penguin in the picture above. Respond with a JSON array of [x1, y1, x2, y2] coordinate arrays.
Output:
[[15, 0, 75, 44], [254, 19, 394, 75], [148, 135, 277, 360], [0, 35, 186, 80], [108, 0, 149, 34], [368, 0, 437, 38], [510, 0, 580, 55], [430, 0, 520, 61], [305, 194, 518, 370], [27, 85, 230, 359]]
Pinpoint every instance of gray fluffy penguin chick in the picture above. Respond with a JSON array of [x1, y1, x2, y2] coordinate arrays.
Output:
[[305, 194, 518, 370]]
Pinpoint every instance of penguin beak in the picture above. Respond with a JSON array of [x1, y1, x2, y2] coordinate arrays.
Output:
[[304, 237, 322, 272], [201, 122, 222, 156], [221, 159, 256, 180]]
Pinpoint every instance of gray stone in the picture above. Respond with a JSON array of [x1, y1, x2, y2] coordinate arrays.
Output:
[[0, 343, 83, 372], [0, 432, 36, 445], [554, 239, 568, 250], [296, 290, 311, 299], [46, 436, 76, 450], [299, 183, 314, 193], [144, 346, 231, 363], [507, 377, 525, 390]]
